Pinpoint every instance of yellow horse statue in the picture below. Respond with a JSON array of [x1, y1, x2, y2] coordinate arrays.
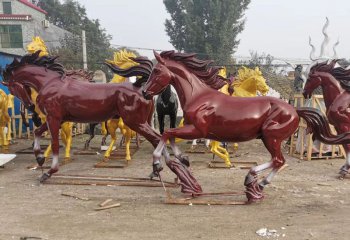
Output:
[[0, 90, 13, 147], [210, 67, 270, 167], [26, 36, 73, 159], [104, 49, 139, 160]]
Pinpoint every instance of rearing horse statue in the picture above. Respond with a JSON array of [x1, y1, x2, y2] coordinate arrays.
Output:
[[303, 59, 350, 178], [142, 50, 350, 202]]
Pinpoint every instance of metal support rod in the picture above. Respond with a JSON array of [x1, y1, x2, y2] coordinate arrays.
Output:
[[82, 30, 88, 70]]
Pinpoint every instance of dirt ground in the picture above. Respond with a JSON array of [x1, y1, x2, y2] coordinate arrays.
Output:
[[0, 134, 349, 240]]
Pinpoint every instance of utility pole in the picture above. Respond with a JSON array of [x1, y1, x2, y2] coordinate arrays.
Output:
[[82, 30, 88, 70]]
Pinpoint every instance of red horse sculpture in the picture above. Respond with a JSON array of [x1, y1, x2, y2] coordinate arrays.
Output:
[[303, 59, 350, 177], [142, 51, 350, 202], [1, 51, 163, 181]]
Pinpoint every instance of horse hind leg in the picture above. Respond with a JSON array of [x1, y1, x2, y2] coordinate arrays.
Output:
[[210, 141, 231, 167], [84, 123, 96, 150], [104, 120, 117, 158], [62, 122, 73, 159], [244, 137, 285, 202]]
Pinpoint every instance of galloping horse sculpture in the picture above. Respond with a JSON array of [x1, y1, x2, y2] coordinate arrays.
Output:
[[210, 67, 269, 166], [1, 52, 156, 180], [156, 85, 178, 134], [303, 59, 350, 177], [142, 50, 350, 201], [26, 36, 74, 160], [2, 51, 196, 184]]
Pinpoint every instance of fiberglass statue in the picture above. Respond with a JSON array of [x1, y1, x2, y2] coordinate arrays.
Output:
[[141, 50, 350, 202]]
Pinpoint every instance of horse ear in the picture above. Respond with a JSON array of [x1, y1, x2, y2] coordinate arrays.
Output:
[[154, 50, 165, 65]]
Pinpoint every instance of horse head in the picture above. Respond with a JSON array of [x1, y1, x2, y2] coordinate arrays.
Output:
[[235, 67, 269, 96], [26, 36, 49, 57], [251, 67, 269, 96], [142, 51, 174, 100], [7, 81, 33, 109], [303, 60, 338, 99], [107, 49, 138, 83]]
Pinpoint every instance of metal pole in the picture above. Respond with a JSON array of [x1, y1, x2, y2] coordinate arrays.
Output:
[[82, 30, 87, 70]]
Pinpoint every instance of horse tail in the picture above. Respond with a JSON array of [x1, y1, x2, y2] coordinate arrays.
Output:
[[296, 107, 350, 144]]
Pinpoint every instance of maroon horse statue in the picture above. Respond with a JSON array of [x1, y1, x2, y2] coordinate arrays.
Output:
[[303, 59, 350, 177], [1, 51, 163, 181], [142, 50, 350, 202]]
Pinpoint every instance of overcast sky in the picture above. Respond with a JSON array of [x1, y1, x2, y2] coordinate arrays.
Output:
[[77, 0, 350, 60]]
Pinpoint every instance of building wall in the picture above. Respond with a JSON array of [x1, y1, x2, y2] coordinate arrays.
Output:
[[0, 0, 70, 56]]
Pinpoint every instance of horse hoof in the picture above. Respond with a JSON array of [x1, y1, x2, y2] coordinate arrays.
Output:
[[36, 156, 46, 166], [39, 173, 51, 183], [153, 162, 163, 173], [339, 165, 349, 179], [245, 183, 264, 203], [149, 171, 159, 179]]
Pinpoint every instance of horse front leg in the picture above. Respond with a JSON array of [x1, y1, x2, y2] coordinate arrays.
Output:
[[154, 124, 205, 171], [339, 144, 350, 178], [40, 117, 61, 182], [33, 123, 48, 166], [158, 113, 165, 134], [154, 125, 204, 194], [104, 120, 117, 158], [124, 128, 132, 161]]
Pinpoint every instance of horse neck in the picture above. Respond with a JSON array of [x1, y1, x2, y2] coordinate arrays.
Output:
[[169, 67, 209, 109], [320, 73, 344, 109], [15, 66, 59, 91]]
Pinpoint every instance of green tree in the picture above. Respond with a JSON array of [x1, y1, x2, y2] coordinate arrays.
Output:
[[38, 0, 113, 71], [164, 0, 250, 65]]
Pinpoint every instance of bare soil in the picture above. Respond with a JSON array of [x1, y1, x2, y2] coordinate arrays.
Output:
[[0, 135, 349, 240]]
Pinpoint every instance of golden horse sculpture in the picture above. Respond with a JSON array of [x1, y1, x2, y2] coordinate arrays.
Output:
[[0, 90, 13, 147], [210, 67, 270, 167], [104, 49, 139, 160], [26, 36, 73, 159]]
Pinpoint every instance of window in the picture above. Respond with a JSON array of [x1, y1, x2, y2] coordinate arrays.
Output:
[[3, 2, 12, 14], [0, 25, 23, 48]]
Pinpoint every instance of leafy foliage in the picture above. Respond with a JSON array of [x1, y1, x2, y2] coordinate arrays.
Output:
[[163, 0, 250, 65], [38, 0, 113, 71]]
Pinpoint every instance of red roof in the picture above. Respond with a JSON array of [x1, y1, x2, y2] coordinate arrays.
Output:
[[18, 0, 47, 15]]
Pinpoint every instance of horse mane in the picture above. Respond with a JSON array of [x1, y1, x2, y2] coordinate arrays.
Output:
[[160, 50, 228, 90], [105, 56, 153, 87], [311, 59, 350, 91], [3, 51, 65, 81], [66, 69, 94, 82]]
